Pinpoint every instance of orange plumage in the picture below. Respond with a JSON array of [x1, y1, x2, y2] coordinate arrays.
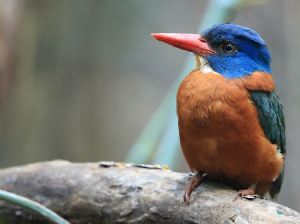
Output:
[[152, 23, 286, 203], [177, 69, 284, 196]]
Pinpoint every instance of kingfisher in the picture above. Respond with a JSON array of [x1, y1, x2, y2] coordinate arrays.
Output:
[[152, 23, 285, 204]]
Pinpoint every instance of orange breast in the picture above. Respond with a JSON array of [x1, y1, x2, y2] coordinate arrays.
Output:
[[177, 69, 283, 188]]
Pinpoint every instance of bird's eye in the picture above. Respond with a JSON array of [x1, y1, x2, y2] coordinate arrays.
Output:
[[221, 43, 237, 54]]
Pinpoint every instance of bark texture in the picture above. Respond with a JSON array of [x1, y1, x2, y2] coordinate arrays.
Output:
[[0, 160, 299, 224]]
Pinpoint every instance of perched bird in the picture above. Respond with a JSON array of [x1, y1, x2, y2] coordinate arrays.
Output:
[[152, 23, 285, 204]]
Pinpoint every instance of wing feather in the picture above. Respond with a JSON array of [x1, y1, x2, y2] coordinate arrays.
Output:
[[250, 90, 285, 199]]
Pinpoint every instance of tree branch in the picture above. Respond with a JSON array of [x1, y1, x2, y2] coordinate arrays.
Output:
[[0, 160, 299, 223]]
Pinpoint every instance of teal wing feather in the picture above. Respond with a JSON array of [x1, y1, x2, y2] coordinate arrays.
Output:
[[250, 90, 285, 199]]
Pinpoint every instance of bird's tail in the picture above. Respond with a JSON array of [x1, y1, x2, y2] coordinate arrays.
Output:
[[269, 163, 285, 200]]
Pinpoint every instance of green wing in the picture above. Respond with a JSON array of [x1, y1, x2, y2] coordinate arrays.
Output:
[[250, 90, 285, 199]]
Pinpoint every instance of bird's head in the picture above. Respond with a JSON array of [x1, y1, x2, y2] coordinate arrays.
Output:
[[152, 23, 271, 79]]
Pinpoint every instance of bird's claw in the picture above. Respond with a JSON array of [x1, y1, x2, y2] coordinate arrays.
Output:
[[233, 188, 255, 202], [184, 184, 194, 204], [183, 173, 207, 204]]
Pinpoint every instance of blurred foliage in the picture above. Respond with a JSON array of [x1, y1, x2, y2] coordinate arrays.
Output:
[[0, 0, 299, 213], [0, 214, 10, 224], [0, 189, 70, 224]]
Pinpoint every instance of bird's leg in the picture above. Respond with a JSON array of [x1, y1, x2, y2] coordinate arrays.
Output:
[[233, 182, 257, 202], [184, 172, 209, 204]]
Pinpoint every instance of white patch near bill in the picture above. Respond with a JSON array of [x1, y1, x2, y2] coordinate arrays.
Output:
[[194, 54, 213, 73]]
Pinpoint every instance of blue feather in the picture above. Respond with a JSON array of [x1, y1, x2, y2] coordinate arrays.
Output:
[[201, 23, 271, 78]]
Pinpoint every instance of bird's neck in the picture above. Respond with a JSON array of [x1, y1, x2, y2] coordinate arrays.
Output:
[[194, 54, 213, 73]]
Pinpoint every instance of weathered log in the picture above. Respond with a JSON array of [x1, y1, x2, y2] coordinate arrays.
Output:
[[0, 160, 299, 223]]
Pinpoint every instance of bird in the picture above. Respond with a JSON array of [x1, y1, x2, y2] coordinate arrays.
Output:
[[151, 23, 285, 204]]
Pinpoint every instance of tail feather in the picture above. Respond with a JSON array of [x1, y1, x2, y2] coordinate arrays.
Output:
[[269, 164, 284, 200]]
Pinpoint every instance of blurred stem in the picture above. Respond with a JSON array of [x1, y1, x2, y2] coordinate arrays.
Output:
[[125, 0, 243, 167], [0, 189, 70, 224]]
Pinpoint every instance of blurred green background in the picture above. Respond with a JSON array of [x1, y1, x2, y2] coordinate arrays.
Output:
[[0, 0, 299, 212]]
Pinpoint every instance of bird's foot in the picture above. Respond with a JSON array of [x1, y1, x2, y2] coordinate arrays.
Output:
[[184, 172, 208, 205], [233, 188, 255, 202], [233, 182, 257, 202]]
